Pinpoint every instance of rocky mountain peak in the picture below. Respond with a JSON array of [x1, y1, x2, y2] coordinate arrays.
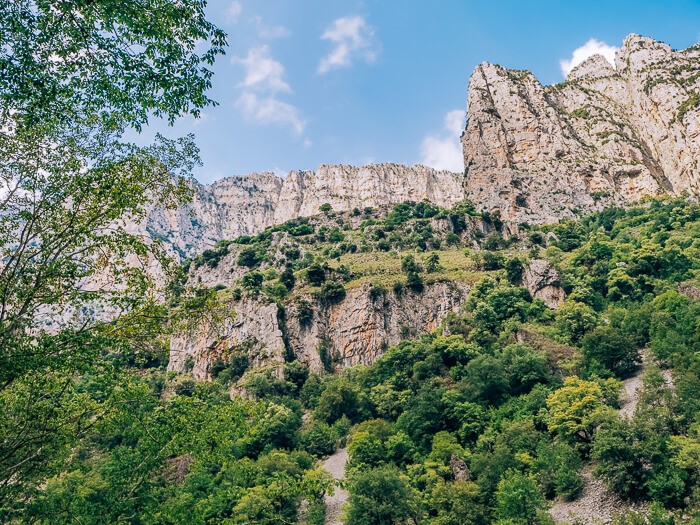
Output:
[[462, 34, 700, 223], [566, 54, 615, 82]]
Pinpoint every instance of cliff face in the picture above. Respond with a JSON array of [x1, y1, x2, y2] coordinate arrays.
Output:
[[165, 33, 698, 380], [462, 35, 700, 222], [145, 163, 465, 259], [168, 281, 470, 379]]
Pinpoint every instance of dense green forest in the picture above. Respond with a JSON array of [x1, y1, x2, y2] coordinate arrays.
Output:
[[5, 197, 700, 524], [3, 3, 700, 525]]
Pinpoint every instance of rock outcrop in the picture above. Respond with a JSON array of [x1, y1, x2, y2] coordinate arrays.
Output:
[[462, 35, 700, 222], [168, 281, 469, 378], [522, 260, 566, 308]]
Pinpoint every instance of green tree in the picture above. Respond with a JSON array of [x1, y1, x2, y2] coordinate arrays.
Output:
[[581, 326, 641, 379], [346, 466, 415, 525], [546, 377, 614, 448], [0, 0, 226, 504], [402, 255, 424, 292], [425, 252, 442, 273], [555, 300, 599, 344], [495, 470, 546, 525]]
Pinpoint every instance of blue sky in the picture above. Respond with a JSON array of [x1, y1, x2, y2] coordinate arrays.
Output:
[[139, 0, 700, 183]]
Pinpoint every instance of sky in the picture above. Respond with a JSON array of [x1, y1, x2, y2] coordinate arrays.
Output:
[[136, 0, 700, 184]]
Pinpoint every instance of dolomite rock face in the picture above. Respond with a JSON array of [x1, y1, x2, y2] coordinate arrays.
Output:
[[289, 282, 470, 371], [143, 173, 283, 259], [462, 35, 700, 222], [273, 164, 465, 224], [522, 260, 566, 309], [144, 164, 465, 259], [168, 298, 286, 380], [168, 281, 470, 378]]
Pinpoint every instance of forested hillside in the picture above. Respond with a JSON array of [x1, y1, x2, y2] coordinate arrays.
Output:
[[7, 198, 700, 524]]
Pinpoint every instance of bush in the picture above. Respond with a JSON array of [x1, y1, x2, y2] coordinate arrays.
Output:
[[316, 281, 346, 305], [581, 326, 641, 379], [211, 353, 249, 384], [237, 248, 262, 268], [242, 271, 263, 292], [300, 421, 337, 457], [425, 252, 442, 273], [505, 257, 524, 284], [315, 380, 365, 424], [495, 470, 546, 524], [368, 283, 387, 301], [555, 300, 598, 344], [346, 466, 413, 525], [481, 251, 505, 270], [296, 298, 314, 327], [280, 267, 295, 290], [306, 264, 326, 285]]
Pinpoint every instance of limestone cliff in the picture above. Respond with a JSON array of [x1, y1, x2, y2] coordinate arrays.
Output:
[[462, 35, 700, 222], [168, 281, 469, 378], [144, 163, 465, 259]]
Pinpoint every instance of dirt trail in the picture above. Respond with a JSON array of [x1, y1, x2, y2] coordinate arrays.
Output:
[[322, 448, 349, 525], [549, 352, 653, 524]]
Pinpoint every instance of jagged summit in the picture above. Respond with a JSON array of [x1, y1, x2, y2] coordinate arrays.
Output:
[[462, 34, 700, 222]]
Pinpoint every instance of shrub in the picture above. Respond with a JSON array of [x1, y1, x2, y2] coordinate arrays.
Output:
[[316, 281, 347, 305], [425, 252, 442, 273], [368, 283, 387, 301], [581, 326, 641, 379], [306, 264, 326, 285], [300, 421, 337, 457], [280, 267, 295, 290], [237, 248, 262, 268], [242, 271, 263, 292], [346, 466, 413, 525], [296, 298, 314, 327], [555, 300, 599, 344], [481, 251, 505, 270]]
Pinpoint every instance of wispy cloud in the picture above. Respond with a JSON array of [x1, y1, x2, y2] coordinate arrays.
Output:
[[232, 45, 290, 93], [232, 46, 305, 134], [560, 38, 618, 77], [235, 93, 305, 134], [225, 1, 242, 23], [318, 16, 379, 74], [253, 15, 290, 39], [420, 109, 465, 172]]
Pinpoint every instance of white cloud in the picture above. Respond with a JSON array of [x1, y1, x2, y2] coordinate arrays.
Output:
[[318, 16, 378, 74], [235, 93, 305, 134], [560, 38, 618, 77], [232, 46, 290, 93], [253, 16, 290, 39], [420, 109, 465, 172], [226, 1, 242, 23], [272, 167, 288, 179]]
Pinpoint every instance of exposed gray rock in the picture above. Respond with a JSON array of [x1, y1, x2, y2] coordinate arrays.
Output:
[[142, 163, 465, 260], [168, 281, 470, 377], [522, 259, 566, 308]]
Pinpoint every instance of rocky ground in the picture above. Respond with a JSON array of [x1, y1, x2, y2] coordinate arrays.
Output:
[[549, 350, 675, 523], [321, 448, 349, 525]]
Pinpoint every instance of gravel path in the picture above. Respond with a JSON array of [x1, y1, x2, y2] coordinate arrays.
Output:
[[549, 352, 651, 523], [549, 467, 647, 524], [322, 448, 349, 525]]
